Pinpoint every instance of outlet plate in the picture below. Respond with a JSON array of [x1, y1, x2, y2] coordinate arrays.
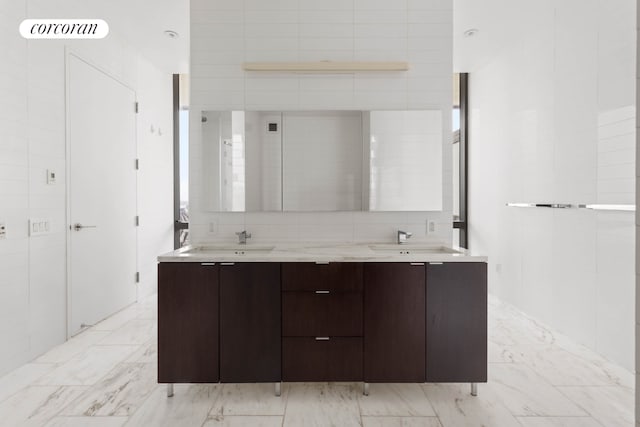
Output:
[[208, 221, 218, 234], [427, 220, 436, 235], [46, 169, 56, 185], [0, 222, 6, 239], [29, 218, 51, 236]]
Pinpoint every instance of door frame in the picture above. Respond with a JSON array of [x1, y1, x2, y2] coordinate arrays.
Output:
[[64, 48, 139, 338]]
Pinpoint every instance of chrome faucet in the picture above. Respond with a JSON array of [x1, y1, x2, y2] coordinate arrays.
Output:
[[235, 230, 252, 244], [397, 230, 412, 244]]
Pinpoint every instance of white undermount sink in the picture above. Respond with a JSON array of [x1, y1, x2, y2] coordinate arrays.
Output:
[[185, 245, 275, 255], [368, 245, 461, 255]]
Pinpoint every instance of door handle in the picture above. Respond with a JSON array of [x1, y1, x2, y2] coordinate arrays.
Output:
[[72, 223, 97, 231]]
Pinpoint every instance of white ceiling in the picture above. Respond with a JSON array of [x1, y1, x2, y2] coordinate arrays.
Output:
[[454, 0, 552, 72], [93, 0, 189, 73], [53, 0, 190, 74]]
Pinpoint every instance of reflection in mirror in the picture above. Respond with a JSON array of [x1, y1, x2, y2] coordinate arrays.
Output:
[[283, 111, 363, 211], [368, 110, 442, 211], [201, 110, 443, 212]]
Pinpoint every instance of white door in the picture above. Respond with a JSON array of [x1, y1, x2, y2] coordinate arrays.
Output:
[[68, 55, 137, 336]]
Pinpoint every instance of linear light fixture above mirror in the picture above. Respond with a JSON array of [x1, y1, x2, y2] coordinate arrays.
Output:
[[242, 61, 410, 73]]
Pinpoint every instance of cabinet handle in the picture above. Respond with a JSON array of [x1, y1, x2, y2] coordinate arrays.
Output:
[[315, 261, 330, 265], [429, 262, 444, 265], [315, 290, 330, 294], [410, 262, 425, 266], [201, 262, 216, 266], [315, 337, 330, 341], [221, 262, 235, 266]]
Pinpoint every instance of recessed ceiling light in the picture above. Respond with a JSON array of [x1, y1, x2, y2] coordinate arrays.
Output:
[[463, 28, 479, 38], [164, 30, 179, 39]]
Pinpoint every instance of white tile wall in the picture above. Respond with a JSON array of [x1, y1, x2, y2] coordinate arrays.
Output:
[[636, 2, 639, 425], [0, 0, 173, 376], [189, 0, 453, 245], [469, 0, 636, 372]]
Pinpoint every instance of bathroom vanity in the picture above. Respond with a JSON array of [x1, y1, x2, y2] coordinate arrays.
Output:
[[157, 243, 487, 397]]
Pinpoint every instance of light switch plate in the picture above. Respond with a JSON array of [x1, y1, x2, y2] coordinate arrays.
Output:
[[29, 218, 50, 236], [46, 169, 56, 185], [0, 222, 6, 239]]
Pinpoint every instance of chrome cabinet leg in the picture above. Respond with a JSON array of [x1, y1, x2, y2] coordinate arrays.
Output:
[[363, 382, 370, 396], [275, 382, 281, 397], [470, 383, 477, 396], [167, 384, 174, 397]]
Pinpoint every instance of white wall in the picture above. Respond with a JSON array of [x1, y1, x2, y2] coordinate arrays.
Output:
[[0, 0, 173, 376], [189, 0, 453, 245], [635, 2, 640, 427], [469, 0, 636, 371]]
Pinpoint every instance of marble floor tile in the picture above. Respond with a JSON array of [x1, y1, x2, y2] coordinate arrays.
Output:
[[123, 340, 157, 364], [0, 385, 88, 427], [358, 383, 436, 416], [92, 306, 138, 332], [99, 319, 156, 346], [488, 341, 522, 364], [550, 338, 635, 389], [203, 415, 284, 427], [0, 292, 633, 427], [209, 383, 288, 416], [488, 364, 588, 417], [60, 362, 157, 416], [362, 416, 442, 427], [283, 383, 361, 427], [422, 383, 521, 427], [557, 385, 635, 427], [520, 347, 624, 387], [36, 331, 112, 364], [36, 346, 140, 386], [44, 416, 128, 427], [0, 362, 55, 403], [125, 384, 220, 427], [516, 417, 603, 427]]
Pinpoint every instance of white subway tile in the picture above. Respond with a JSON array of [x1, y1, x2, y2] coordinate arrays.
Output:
[[354, 10, 406, 24], [299, 10, 354, 23], [245, 10, 299, 23]]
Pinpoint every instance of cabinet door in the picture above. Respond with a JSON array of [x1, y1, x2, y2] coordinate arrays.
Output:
[[282, 292, 362, 337], [364, 263, 426, 382], [220, 263, 281, 382], [426, 262, 487, 382], [158, 262, 219, 383], [283, 337, 362, 381], [282, 263, 363, 292]]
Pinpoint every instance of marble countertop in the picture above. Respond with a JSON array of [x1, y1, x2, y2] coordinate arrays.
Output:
[[158, 242, 487, 263]]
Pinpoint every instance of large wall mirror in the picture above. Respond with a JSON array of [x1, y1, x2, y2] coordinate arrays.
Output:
[[201, 110, 443, 212]]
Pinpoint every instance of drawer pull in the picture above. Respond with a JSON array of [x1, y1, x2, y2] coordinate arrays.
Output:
[[221, 262, 235, 266], [410, 262, 425, 266], [315, 261, 330, 265], [201, 262, 216, 266], [315, 290, 330, 294], [315, 337, 330, 341], [429, 262, 444, 265]]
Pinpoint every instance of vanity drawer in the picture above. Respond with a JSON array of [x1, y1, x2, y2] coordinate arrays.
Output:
[[283, 337, 363, 381], [282, 262, 363, 292], [282, 292, 362, 337]]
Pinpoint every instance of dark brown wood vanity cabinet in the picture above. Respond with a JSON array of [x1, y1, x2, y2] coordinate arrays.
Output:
[[364, 263, 426, 382], [158, 262, 219, 383], [219, 263, 281, 383], [426, 262, 487, 383], [282, 262, 363, 381]]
